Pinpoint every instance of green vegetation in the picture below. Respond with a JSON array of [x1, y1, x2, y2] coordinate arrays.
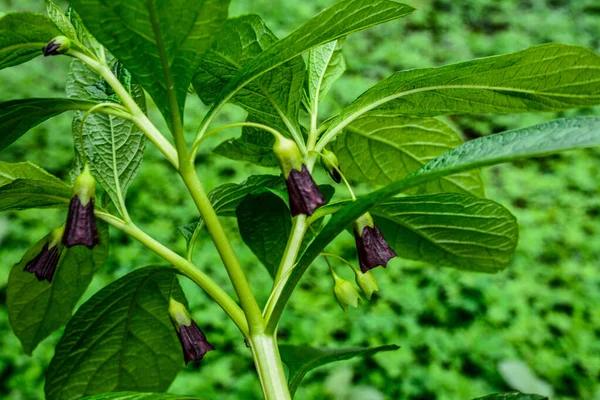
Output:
[[1, 0, 599, 399]]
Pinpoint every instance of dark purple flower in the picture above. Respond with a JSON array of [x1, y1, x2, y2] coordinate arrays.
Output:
[[286, 165, 327, 216], [23, 243, 62, 282], [42, 36, 70, 57], [63, 196, 99, 249], [177, 320, 216, 364], [328, 167, 342, 184], [354, 224, 396, 273]]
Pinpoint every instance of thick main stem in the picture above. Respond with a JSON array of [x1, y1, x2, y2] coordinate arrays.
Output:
[[179, 164, 264, 333], [250, 334, 292, 400]]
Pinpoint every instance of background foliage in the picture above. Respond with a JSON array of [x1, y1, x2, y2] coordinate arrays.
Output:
[[1, 0, 599, 399]]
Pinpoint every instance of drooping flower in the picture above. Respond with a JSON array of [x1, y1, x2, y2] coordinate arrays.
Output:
[[23, 225, 65, 283], [42, 36, 71, 57], [320, 148, 342, 184], [63, 164, 99, 249], [273, 135, 326, 216], [169, 298, 215, 364], [353, 213, 396, 273]]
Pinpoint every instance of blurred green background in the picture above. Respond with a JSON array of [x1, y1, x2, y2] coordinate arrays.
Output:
[[1, 0, 600, 399]]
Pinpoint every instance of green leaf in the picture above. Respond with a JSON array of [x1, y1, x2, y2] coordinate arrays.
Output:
[[272, 117, 600, 321], [66, 6, 102, 57], [325, 44, 600, 139], [332, 114, 484, 196], [45, 267, 187, 400], [67, 55, 146, 209], [0, 98, 99, 152], [179, 174, 285, 246], [0, 161, 72, 211], [0, 12, 60, 70], [279, 344, 399, 397], [305, 39, 346, 110], [237, 188, 292, 278], [209, 0, 414, 112], [194, 15, 305, 138], [371, 193, 518, 272], [45, 0, 77, 39], [69, 0, 229, 126], [213, 116, 279, 167], [7, 223, 109, 354], [81, 393, 202, 400], [472, 393, 548, 400]]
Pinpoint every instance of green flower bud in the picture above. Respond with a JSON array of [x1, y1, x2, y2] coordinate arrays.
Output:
[[42, 36, 71, 56], [333, 274, 363, 312], [354, 269, 379, 300], [320, 148, 342, 183]]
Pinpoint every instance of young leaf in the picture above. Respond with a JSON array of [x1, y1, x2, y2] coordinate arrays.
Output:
[[371, 193, 518, 272], [81, 393, 202, 400], [213, 116, 279, 167], [0, 13, 61, 70], [0, 161, 72, 211], [305, 39, 346, 111], [279, 344, 399, 397], [45, 267, 187, 400], [236, 188, 292, 278], [270, 117, 600, 323], [323, 43, 600, 142], [69, 0, 229, 127], [7, 223, 109, 354], [194, 15, 305, 139], [332, 114, 484, 196], [0, 98, 99, 152], [67, 56, 146, 210], [65, 6, 102, 57], [209, 0, 414, 111], [472, 393, 548, 400], [45, 0, 77, 39]]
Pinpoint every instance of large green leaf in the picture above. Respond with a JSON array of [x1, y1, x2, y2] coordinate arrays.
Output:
[[372, 193, 518, 272], [237, 188, 292, 278], [207, 0, 414, 114], [45, 267, 187, 400], [305, 39, 346, 111], [194, 15, 305, 139], [0, 161, 72, 211], [67, 55, 146, 210], [0, 12, 60, 70], [213, 116, 279, 167], [81, 393, 202, 400], [0, 98, 99, 152], [268, 117, 600, 324], [323, 44, 600, 141], [280, 344, 399, 397], [7, 223, 109, 354], [332, 114, 484, 196], [472, 393, 547, 400], [69, 0, 229, 126]]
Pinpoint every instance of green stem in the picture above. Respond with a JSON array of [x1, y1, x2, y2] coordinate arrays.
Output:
[[68, 50, 179, 168], [179, 164, 264, 333], [95, 211, 249, 336], [249, 333, 292, 400], [264, 215, 307, 333]]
